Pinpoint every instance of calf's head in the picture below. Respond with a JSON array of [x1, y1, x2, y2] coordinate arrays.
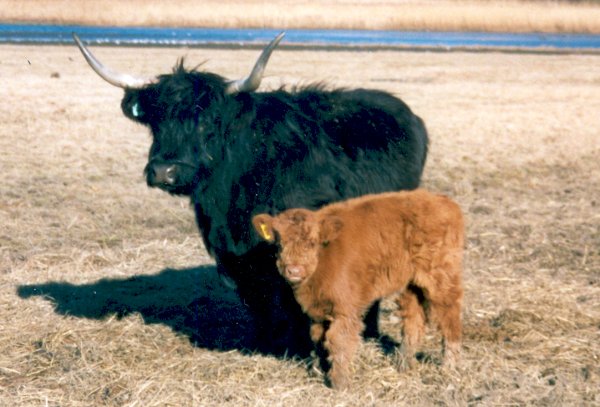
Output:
[[73, 33, 284, 195], [252, 209, 343, 284]]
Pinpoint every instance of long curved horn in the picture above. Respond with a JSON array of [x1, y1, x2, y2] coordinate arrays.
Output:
[[72, 33, 153, 89], [225, 32, 285, 95]]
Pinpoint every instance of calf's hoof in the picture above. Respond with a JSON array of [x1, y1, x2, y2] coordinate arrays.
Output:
[[393, 347, 416, 372], [307, 355, 325, 378], [442, 342, 461, 370], [325, 369, 350, 390]]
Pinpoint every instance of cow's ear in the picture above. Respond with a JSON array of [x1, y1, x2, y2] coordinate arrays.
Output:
[[252, 214, 275, 242], [121, 91, 146, 122], [320, 215, 343, 245]]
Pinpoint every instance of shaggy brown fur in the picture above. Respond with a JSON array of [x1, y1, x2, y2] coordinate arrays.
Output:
[[252, 190, 464, 389]]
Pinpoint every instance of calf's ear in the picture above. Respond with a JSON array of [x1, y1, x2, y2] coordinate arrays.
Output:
[[252, 214, 276, 242], [320, 216, 343, 244]]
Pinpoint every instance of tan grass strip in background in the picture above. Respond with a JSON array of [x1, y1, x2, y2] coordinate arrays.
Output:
[[1, 0, 600, 33]]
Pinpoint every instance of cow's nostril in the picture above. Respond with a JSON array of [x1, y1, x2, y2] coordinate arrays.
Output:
[[165, 165, 176, 184]]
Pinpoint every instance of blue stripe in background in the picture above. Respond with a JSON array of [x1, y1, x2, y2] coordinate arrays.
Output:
[[1, 24, 599, 50]]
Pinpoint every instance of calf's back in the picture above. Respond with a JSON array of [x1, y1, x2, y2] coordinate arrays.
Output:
[[313, 190, 464, 299]]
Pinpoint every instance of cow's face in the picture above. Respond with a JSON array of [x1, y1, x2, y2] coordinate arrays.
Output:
[[253, 210, 344, 285], [121, 68, 226, 195]]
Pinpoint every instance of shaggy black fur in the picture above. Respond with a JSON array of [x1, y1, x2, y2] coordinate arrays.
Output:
[[121, 62, 429, 356]]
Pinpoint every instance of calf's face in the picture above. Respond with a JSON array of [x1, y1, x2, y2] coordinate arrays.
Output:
[[252, 209, 343, 284]]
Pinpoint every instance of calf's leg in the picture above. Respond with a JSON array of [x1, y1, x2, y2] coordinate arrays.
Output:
[[308, 321, 330, 374], [394, 287, 426, 369], [415, 262, 463, 367], [431, 296, 462, 368], [323, 316, 363, 390]]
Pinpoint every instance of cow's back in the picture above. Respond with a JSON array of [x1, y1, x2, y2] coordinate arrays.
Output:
[[292, 88, 428, 188], [270, 87, 428, 206]]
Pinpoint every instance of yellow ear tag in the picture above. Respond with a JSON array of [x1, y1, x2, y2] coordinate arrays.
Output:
[[260, 223, 272, 240]]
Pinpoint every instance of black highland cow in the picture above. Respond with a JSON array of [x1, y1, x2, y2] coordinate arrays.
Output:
[[73, 33, 429, 357]]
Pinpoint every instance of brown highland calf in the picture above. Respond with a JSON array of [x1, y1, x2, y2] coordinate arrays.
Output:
[[252, 189, 464, 389]]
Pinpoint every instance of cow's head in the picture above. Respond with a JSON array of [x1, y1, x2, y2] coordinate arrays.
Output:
[[73, 33, 284, 195]]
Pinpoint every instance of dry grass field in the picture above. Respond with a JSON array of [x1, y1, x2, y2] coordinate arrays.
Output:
[[2, 0, 600, 33], [1, 42, 599, 406]]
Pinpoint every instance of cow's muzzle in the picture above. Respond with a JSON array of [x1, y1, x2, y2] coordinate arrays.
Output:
[[147, 162, 177, 187], [145, 159, 197, 190]]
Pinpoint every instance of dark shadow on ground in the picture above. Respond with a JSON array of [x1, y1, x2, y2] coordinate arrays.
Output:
[[17, 264, 400, 359], [17, 265, 257, 353]]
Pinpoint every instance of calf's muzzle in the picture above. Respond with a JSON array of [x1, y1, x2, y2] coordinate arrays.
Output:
[[284, 265, 306, 283]]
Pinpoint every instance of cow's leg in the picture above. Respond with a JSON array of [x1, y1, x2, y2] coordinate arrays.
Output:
[[323, 316, 363, 390], [362, 300, 381, 340], [217, 260, 313, 358], [243, 276, 312, 357], [362, 300, 380, 338], [363, 301, 398, 354]]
